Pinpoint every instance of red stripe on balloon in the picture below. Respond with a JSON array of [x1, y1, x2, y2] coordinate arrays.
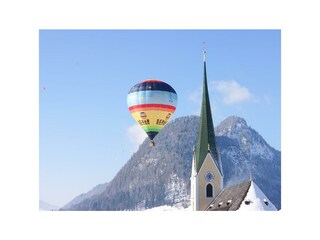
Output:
[[130, 108, 175, 113], [141, 79, 163, 83], [129, 104, 176, 111]]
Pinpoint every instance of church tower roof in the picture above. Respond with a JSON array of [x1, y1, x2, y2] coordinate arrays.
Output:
[[195, 51, 222, 174]]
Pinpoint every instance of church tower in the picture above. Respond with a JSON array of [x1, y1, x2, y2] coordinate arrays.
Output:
[[190, 52, 223, 211]]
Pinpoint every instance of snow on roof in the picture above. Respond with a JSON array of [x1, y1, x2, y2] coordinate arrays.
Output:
[[238, 182, 277, 211]]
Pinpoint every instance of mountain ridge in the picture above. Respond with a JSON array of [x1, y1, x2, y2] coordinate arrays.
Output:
[[39, 200, 60, 211], [61, 115, 281, 210]]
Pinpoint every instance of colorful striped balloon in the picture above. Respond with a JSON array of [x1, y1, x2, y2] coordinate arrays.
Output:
[[127, 79, 177, 146]]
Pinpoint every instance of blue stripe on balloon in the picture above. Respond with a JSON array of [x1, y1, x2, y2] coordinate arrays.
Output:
[[127, 90, 177, 107]]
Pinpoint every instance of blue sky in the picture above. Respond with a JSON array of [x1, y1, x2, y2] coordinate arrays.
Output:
[[39, 30, 280, 206]]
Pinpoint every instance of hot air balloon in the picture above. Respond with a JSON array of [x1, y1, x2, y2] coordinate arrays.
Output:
[[127, 79, 177, 146]]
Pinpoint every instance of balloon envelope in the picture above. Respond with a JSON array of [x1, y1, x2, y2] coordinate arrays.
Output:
[[127, 79, 177, 142]]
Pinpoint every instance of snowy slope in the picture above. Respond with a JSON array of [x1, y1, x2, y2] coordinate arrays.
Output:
[[238, 182, 277, 211], [63, 182, 109, 209], [144, 204, 191, 211]]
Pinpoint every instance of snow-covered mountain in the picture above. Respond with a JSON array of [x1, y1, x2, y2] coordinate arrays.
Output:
[[61, 115, 281, 211], [216, 116, 277, 162], [39, 200, 60, 211], [62, 182, 109, 210], [216, 116, 281, 208]]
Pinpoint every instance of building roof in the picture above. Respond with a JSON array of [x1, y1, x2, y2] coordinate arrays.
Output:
[[206, 180, 277, 211], [195, 52, 222, 174], [237, 181, 277, 211], [206, 181, 251, 211]]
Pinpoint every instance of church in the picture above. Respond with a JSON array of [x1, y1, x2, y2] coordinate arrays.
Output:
[[190, 52, 277, 211]]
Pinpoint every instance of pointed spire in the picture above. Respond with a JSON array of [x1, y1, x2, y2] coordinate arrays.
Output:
[[195, 52, 222, 174]]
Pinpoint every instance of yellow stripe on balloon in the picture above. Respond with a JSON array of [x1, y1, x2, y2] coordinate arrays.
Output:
[[130, 110, 173, 130]]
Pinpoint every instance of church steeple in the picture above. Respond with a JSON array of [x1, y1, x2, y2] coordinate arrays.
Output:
[[190, 51, 224, 211], [195, 51, 222, 174]]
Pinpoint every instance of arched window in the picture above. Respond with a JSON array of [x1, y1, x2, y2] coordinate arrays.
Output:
[[206, 183, 213, 198]]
